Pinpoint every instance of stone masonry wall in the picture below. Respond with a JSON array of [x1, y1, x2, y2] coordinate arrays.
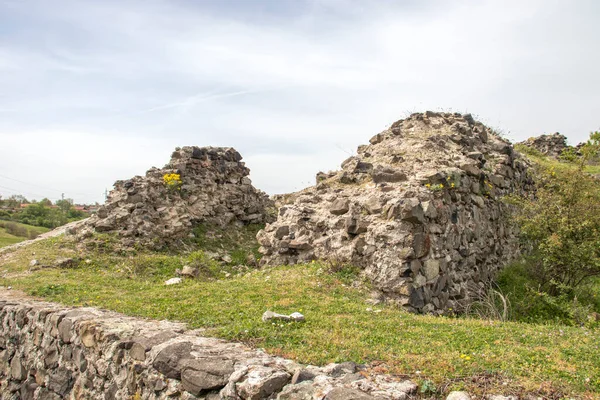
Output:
[[77, 146, 273, 249], [0, 293, 419, 400], [517, 133, 570, 158], [258, 112, 534, 313]]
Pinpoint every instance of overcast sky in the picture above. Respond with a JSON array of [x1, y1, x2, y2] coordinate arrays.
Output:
[[0, 0, 599, 204]]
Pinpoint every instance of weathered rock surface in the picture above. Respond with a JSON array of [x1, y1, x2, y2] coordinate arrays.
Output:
[[76, 146, 273, 249], [258, 112, 533, 313], [517, 132, 570, 158], [447, 391, 471, 400], [262, 310, 305, 323], [0, 291, 421, 399]]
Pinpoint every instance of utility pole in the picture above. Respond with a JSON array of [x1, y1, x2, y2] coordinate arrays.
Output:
[[60, 193, 66, 222]]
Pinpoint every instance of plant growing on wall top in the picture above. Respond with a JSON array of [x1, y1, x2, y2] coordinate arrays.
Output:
[[163, 173, 182, 192]]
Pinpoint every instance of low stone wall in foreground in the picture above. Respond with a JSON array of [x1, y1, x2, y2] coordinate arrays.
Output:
[[0, 294, 418, 400]]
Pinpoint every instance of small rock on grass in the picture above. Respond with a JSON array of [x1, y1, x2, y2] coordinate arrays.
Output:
[[165, 277, 182, 286], [179, 265, 199, 278], [246, 253, 257, 266], [262, 310, 305, 323], [289, 312, 305, 321], [447, 391, 471, 400]]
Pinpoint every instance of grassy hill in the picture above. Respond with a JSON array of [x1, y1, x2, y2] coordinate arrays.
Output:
[[0, 221, 50, 248], [585, 164, 600, 175], [0, 231, 598, 399]]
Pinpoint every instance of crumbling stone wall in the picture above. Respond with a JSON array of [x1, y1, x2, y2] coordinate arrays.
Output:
[[518, 133, 570, 158], [0, 295, 419, 399], [78, 146, 273, 249], [258, 112, 533, 313]]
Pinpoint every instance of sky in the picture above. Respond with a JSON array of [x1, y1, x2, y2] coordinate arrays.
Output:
[[0, 0, 599, 204]]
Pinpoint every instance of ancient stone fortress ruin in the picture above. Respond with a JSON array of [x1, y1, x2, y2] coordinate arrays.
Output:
[[258, 112, 534, 313], [77, 146, 273, 249], [517, 132, 570, 158]]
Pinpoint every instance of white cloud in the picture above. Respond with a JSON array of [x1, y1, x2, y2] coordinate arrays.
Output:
[[0, 130, 171, 203]]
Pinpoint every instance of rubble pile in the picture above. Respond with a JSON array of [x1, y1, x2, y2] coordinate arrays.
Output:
[[518, 133, 570, 158], [77, 147, 273, 249]]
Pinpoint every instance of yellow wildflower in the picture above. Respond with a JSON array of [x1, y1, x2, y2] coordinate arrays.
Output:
[[163, 173, 183, 191]]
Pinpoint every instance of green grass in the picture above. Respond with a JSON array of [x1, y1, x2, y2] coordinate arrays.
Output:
[[0, 238, 599, 399], [0, 230, 24, 247], [190, 223, 264, 264], [515, 143, 600, 177], [585, 164, 600, 175], [0, 221, 49, 248]]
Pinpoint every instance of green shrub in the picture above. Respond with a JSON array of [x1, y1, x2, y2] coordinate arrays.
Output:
[[496, 262, 599, 326], [508, 131, 600, 296], [2, 221, 28, 238], [7, 201, 88, 229], [186, 251, 222, 278]]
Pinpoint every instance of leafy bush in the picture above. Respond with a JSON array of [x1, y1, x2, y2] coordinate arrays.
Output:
[[8, 223, 28, 238], [0, 200, 88, 229], [0, 221, 28, 238], [496, 262, 599, 327], [509, 131, 600, 296]]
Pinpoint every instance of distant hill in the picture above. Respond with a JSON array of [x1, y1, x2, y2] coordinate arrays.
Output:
[[0, 221, 49, 248]]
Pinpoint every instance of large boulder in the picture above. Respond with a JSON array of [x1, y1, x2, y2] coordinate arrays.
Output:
[[258, 112, 534, 313], [78, 146, 274, 249]]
